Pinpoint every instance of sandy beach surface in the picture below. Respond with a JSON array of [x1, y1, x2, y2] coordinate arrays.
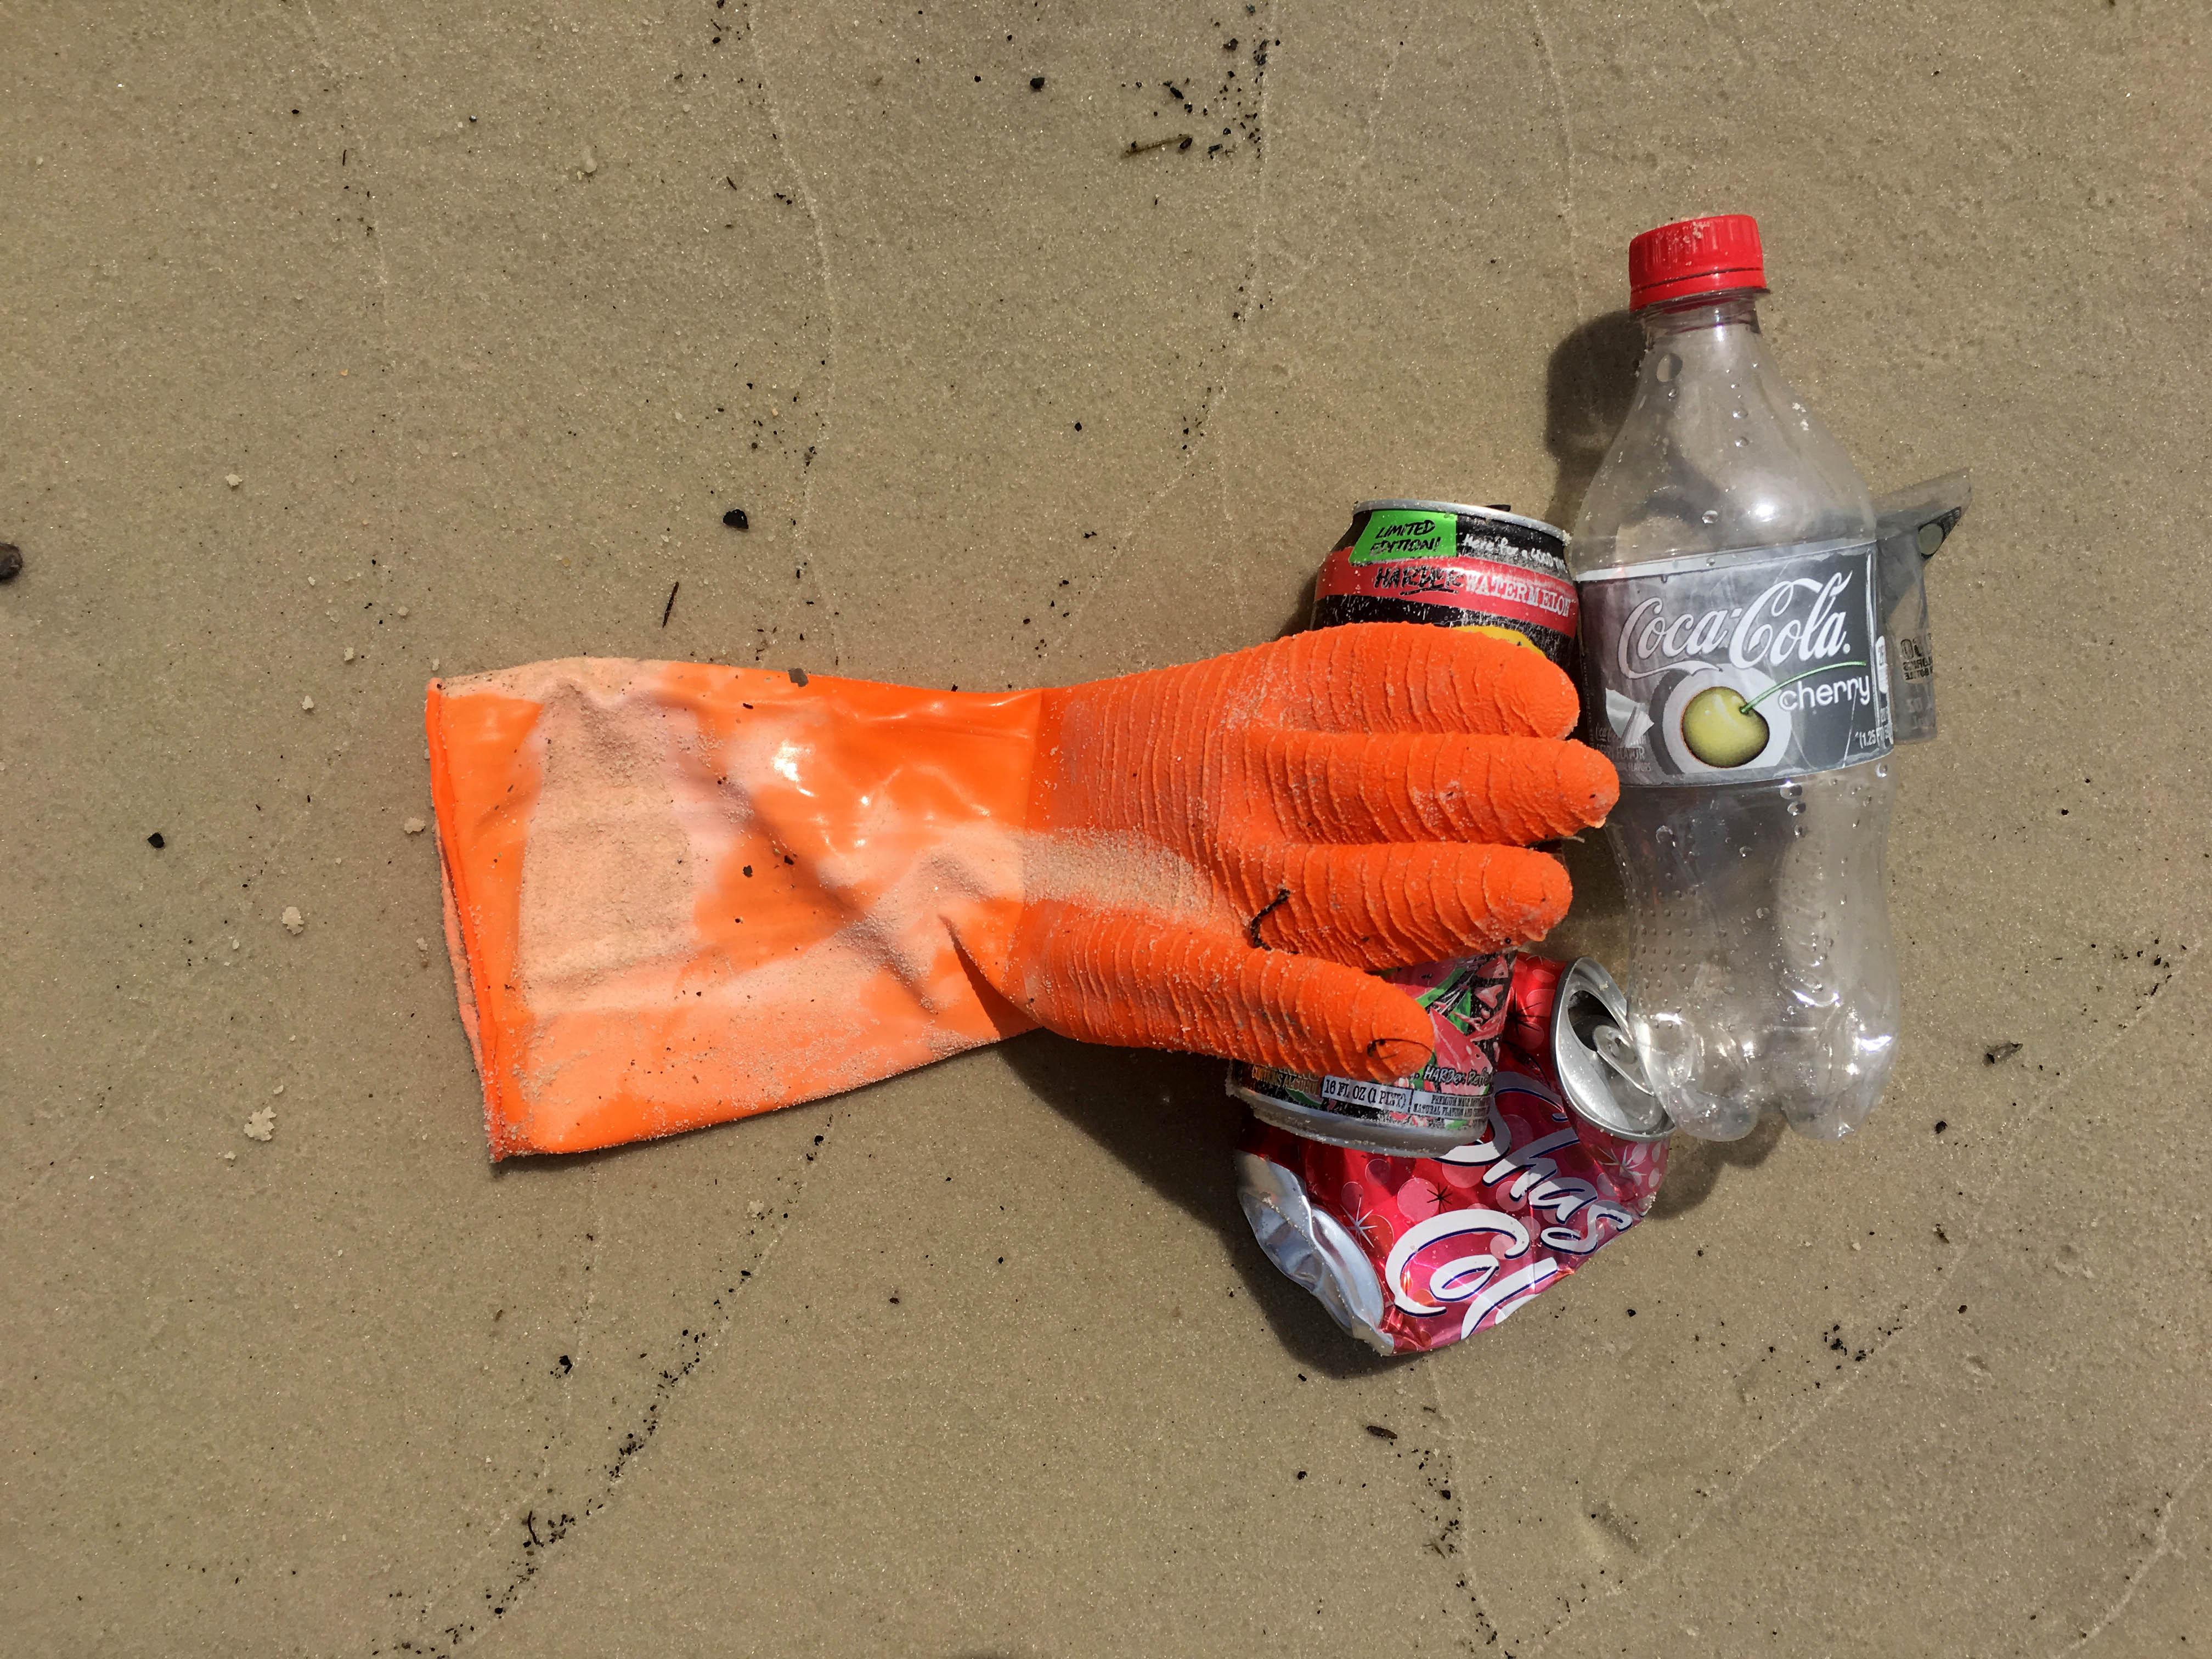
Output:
[[4, 2, 2207, 1653]]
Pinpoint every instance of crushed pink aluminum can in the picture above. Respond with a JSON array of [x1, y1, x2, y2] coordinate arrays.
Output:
[[1237, 956, 1667, 1353]]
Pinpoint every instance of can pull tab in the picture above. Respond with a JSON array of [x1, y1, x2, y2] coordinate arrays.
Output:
[[1593, 1022, 1649, 1092], [1549, 958, 1675, 1143]]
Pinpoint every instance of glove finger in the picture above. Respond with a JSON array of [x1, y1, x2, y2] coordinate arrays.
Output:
[[1000, 900, 1434, 1082], [1227, 841, 1571, 970], [1260, 623, 1582, 740], [1255, 728, 1618, 845]]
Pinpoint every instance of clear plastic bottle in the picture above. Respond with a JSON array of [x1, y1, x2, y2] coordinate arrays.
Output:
[[1570, 215, 1898, 1141]]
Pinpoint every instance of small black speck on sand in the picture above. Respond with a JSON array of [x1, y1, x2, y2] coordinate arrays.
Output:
[[1984, 1040, 2022, 1064], [1029, 75, 1045, 90], [146, 832, 166, 849], [0, 543, 21, 583], [722, 507, 749, 530], [1364, 1424, 1398, 1442]]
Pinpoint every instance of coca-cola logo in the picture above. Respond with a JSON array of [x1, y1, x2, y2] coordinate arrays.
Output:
[[1382, 1077, 1641, 1338], [1383, 1206, 1560, 1333], [1616, 570, 1857, 681]]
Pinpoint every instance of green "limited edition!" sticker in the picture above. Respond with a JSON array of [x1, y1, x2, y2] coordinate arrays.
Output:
[[1348, 507, 1455, 564]]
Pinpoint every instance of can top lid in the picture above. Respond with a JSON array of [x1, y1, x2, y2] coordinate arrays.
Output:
[[1628, 214, 1767, 311], [1354, 499, 1567, 541], [1549, 958, 1674, 1143]]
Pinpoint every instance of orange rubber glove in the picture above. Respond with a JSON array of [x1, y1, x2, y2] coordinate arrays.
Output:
[[426, 623, 1616, 1156]]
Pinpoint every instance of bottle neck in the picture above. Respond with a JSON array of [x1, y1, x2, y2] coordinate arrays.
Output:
[[1632, 290, 1777, 393], [1637, 290, 1764, 340], [1575, 283, 1874, 567]]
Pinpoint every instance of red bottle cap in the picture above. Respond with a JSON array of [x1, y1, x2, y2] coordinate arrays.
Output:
[[1627, 213, 1767, 311]]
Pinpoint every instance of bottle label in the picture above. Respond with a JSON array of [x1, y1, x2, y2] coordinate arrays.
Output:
[[1577, 538, 1892, 785]]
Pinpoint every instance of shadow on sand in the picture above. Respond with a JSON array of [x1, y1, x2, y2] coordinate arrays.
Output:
[[998, 1031, 1407, 1379]]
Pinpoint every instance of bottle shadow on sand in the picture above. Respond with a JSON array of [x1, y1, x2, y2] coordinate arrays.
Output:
[[1646, 1114, 1787, 1218], [1541, 308, 1645, 534]]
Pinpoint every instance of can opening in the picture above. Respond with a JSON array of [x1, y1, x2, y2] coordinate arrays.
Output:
[[1549, 958, 1675, 1143]]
